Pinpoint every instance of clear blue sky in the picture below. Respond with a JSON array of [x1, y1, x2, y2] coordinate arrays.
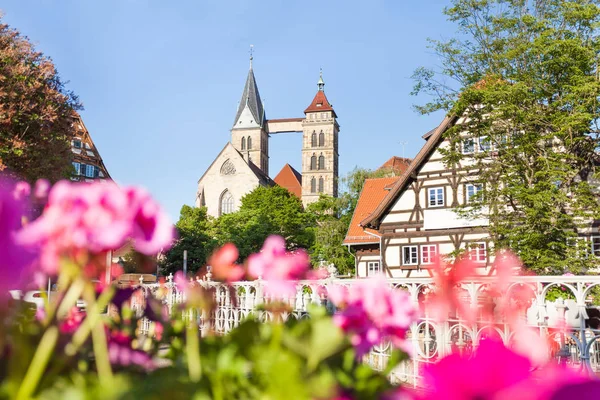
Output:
[[2, 0, 453, 220]]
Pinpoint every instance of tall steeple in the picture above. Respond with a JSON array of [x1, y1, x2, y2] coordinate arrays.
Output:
[[231, 48, 270, 175], [232, 48, 265, 129], [301, 69, 340, 206], [317, 68, 325, 91]]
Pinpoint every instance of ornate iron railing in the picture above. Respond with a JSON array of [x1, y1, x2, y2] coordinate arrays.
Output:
[[131, 274, 600, 388]]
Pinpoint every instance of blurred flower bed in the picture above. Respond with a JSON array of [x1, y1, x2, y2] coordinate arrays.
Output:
[[1, 177, 598, 399]]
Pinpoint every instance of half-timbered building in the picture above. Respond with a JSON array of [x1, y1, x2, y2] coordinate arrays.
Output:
[[349, 115, 493, 278], [70, 112, 111, 182]]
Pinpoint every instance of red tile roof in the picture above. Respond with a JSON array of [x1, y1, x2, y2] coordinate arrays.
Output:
[[273, 163, 302, 198], [378, 156, 411, 176], [304, 90, 336, 115], [343, 177, 399, 245]]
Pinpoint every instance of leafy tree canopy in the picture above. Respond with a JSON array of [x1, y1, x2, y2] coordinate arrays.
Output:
[[160, 205, 216, 276], [412, 0, 600, 273], [0, 17, 81, 182]]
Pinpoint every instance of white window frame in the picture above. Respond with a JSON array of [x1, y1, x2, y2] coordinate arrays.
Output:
[[85, 165, 95, 178], [478, 136, 491, 152], [591, 236, 600, 257], [420, 244, 438, 265], [367, 261, 381, 276], [466, 184, 483, 204], [402, 245, 419, 266], [469, 242, 487, 262], [428, 187, 444, 207], [462, 138, 475, 154], [72, 162, 81, 175]]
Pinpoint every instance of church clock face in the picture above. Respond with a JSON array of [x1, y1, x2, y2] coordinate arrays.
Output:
[[220, 160, 236, 175]]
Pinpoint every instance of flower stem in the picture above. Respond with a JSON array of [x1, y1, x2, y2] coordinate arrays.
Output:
[[186, 311, 201, 382], [16, 326, 59, 400], [82, 283, 113, 385]]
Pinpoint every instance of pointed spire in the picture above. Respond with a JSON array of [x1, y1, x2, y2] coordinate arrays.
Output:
[[232, 47, 266, 129], [317, 68, 325, 91], [249, 44, 254, 69]]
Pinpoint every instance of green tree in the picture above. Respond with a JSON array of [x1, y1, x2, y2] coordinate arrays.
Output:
[[412, 0, 600, 273], [238, 186, 315, 250], [0, 17, 81, 182], [160, 205, 216, 276], [306, 195, 354, 276]]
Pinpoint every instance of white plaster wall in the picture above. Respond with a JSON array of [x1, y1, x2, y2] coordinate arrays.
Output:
[[197, 144, 262, 218]]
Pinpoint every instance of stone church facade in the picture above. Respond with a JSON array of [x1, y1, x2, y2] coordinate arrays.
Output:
[[196, 58, 340, 217]]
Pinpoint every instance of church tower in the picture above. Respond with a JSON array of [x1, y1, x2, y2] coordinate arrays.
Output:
[[301, 71, 339, 206], [231, 55, 269, 175]]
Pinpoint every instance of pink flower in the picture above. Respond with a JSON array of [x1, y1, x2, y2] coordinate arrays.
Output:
[[328, 276, 416, 357], [420, 339, 600, 400], [247, 235, 310, 299], [421, 339, 531, 400], [33, 179, 50, 199], [427, 255, 478, 323], [209, 243, 244, 282], [17, 181, 174, 274], [12, 181, 30, 201], [0, 178, 35, 298], [59, 307, 85, 334]]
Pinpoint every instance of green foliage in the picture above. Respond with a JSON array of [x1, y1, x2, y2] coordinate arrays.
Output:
[[307, 195, 355, 275], [160, 205, 216, 276], [0, 18, 81, 183], [412, 0, 600, 274], [23, 305, 403, 400], [238, 186, 315, 251]]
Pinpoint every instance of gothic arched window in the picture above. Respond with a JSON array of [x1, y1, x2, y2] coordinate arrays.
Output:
[[319, 131, 325, 147], [247, 136, 252, 150], [318, 155, 325, 170], [310, 154, 317, 170], [241, 137, 246, 150], [311, 131, 317, 147], [310, 177, 316, 193], [318, 177, 324, 193], [220, 190, 234, 216]]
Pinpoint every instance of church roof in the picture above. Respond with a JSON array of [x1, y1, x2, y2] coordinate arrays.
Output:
[[343, 177, 399, 245], [304, 90, 335, 115], [196, 142, 273, 186], [273, 163, 302, 198], [377, 156, 411, 176], [233, 66, 265, 128]]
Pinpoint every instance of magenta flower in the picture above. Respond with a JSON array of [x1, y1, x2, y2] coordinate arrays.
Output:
[[59, 307, 85, 334], [0, 178, 35, 298], [12, 181, 31, 201], [17, 181, 174, 274], [421, 339, 531, 400], [247, 235, 310, 299], [328, 276, 416, 357]]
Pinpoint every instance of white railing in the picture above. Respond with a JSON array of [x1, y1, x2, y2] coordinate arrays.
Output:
[[131, 274, 600, 388]]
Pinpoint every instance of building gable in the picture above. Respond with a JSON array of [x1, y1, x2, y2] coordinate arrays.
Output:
[[196, 142, 267, 217]]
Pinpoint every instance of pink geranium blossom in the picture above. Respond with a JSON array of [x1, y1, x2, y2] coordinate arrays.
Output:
[[421, 339, 531, 400], [209, 243, 245, 282], [59, 307, 85, 334], [247, 235, 310, 299], [16, 181, 174, 274], [327, 276, 416, 357], [0, 178, 35, 298], [418, 339, 600, 400]]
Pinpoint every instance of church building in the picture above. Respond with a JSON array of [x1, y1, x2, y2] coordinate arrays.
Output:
[[196, 57, 340, 217]]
